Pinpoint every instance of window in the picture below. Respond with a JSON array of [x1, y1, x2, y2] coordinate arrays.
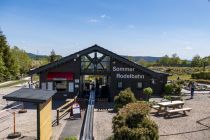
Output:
[[137, 82, 143, 89], [41, 82, 46, 90], [118, 82, 123, 89], [68, 82, 74, 92], [81, 51, 110, 73], [55, 81, 67, 92], [47, 82, 53, 90]]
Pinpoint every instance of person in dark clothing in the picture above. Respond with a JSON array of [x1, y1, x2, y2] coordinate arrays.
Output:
[[190, 82, 195, 99]]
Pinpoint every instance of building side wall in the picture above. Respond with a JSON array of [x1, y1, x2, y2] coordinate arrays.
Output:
[[109, 58, 166, 101], [39, 59, 81, 99], [38, 56, 167, 101], [39, 99, 52, 140]]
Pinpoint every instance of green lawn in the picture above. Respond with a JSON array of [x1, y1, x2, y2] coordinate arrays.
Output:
[[168, 74, 192, 81]]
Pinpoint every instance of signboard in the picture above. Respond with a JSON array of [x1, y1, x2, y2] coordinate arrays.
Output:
[[112, 66, 145, 79], [68, 82, 74, 92], [72, 103, 81, 118], [75, 84, 79, 88], [41, 83, 46, 90], [47, 82, 53, 91], [75, 79, 79, 83]]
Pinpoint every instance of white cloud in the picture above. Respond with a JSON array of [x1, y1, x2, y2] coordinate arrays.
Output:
[[87, 14, 110, 23], [88, 19, 99, 23], [100, 14, 106, 18], [184, 46, 193, 50], [100, 14, 110, 19]]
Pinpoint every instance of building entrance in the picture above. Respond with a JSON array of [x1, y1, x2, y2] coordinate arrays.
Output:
[[80, 75, 110, 99]]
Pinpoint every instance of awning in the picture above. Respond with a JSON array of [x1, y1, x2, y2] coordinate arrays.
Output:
[[47, 72, 73, 80]]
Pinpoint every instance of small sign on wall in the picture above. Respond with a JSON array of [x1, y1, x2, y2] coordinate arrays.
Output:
[[75, 84, 79, 88], [68, 82, 74, 92], [41, 82, 46, 90], [47, 82, 53, 90], [75, 79, 79, 83]]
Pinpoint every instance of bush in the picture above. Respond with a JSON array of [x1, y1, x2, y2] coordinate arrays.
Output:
[[114, 88, 136, 112], [143, 87, 153, 101], [164, 84, 174, 95], [64, 136, 77, 140], [164, 83, 181, 96], [112, 102, 159, 140], [192, 72, 210, 80]]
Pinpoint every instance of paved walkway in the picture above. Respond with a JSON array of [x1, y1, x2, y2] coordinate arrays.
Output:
[[59, 111, 85, 140], [181, 89, 210, 94], [0, 77, 30, 87]]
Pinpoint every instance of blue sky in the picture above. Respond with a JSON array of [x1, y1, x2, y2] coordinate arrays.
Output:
[[0, 0, 210, 59]]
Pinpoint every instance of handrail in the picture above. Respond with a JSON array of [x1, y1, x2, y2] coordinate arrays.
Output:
[[56, 95, 78, 125], [57, 99, 74, 111]]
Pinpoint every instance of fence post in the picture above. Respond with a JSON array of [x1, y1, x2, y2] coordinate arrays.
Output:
[[13, 112, 16, 133], [57, 110, 59, 125]]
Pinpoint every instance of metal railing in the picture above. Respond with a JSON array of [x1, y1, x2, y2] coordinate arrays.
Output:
[[81, 90, 95, 140]]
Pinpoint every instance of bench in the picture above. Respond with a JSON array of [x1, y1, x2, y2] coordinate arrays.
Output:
[[165, 107, 192, 117], [152, 105, 160, 110]]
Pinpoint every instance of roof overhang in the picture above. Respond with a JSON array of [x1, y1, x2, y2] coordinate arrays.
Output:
[[28, 44, 168, 78], [3, 88, 56, 104]]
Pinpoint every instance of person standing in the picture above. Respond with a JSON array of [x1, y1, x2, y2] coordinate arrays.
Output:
[[190, 82, 195, 99]]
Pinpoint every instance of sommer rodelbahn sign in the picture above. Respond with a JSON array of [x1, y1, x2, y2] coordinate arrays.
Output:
[[112, 66, 145, 79]]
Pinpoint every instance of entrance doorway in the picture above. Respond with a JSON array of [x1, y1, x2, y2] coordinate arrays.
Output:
[[80, 75, 110, 99]]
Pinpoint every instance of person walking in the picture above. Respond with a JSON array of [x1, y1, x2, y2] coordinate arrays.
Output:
[[190, 82, 195, 99]]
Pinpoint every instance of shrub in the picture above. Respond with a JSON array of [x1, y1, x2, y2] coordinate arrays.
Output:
[[114, 88, 136, 112], [192, 72, 210, 80], [164, 83, 181, 96], [164, 84, 174, 95], [112, 102, 159, 140], [64, 136, 77, 140], [143, 87, 153, 101]]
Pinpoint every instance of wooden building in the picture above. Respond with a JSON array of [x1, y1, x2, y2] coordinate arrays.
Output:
[[29, 45, 168, 101]]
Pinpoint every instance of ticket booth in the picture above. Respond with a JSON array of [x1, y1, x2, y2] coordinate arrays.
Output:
[[3, 88, 56, 140]]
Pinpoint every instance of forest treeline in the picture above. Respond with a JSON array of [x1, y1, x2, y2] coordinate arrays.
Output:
[[137, 54, 210, 70], [1, 29, 210, 82], [0, 30, 61, 82]]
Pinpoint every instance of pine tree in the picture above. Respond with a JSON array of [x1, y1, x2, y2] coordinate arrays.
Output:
[[0, 30, 20, 80]]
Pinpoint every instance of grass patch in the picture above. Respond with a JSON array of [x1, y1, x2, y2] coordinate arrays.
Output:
[[168, 74, 191, 81]]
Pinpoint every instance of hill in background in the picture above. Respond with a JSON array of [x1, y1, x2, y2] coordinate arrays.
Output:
[[28, 53, 161, 62], [27, 53, 48, 60], [123, 56, 161, 62]]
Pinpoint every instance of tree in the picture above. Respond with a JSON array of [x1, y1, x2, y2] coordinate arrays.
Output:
[[49, 49, 62, 63], [159, 55, 170, 66], [191, 55, 202, 67], [11, 46, 32, 76], [0, 55, 5, 81], [181, 60, 190, 67], [49, 49, 56, 63], [0, 30, 20, 80], [138, 59, 147, 66], [128, 56, 134, 62], [170, 53, 181, 66], [202, 57, 209, 71]]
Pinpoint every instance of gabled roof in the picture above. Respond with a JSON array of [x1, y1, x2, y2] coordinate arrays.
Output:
[[28, 44, 168, 77]]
